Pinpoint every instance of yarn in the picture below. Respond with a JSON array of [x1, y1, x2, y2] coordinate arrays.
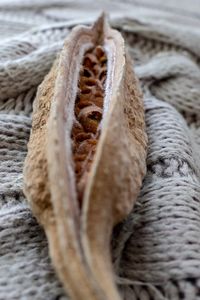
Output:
[[1, 1, 200, 299]]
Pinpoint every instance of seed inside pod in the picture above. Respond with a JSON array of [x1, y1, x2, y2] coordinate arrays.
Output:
[[71, 45, 107, 206]]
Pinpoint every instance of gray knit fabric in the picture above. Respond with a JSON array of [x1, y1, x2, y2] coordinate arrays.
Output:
[[1, 1, 200, 299]]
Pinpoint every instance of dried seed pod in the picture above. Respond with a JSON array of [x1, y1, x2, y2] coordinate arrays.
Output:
[[23, 14, 147, 300]]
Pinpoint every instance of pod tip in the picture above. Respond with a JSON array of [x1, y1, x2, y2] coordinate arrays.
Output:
[[92, 11, 109, 44]]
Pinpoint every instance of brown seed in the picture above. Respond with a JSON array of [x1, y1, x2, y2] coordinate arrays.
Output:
[[75, 132, 93, 143], [95, 45, 106, 60]]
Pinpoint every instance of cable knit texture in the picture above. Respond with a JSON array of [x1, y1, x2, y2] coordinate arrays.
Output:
[[1, 0, 200, 299]]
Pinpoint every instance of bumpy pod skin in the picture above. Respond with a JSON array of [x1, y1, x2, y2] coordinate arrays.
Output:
[[23, 14, 147, 300]]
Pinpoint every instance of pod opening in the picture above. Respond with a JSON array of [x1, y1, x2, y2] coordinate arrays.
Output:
[[71, 45, 107, 206]]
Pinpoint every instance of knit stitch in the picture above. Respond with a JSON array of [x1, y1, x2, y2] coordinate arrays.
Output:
[[1, 1, 200, 299]]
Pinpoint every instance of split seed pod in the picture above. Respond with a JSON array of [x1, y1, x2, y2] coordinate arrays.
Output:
[[23, 14, 147, 300]]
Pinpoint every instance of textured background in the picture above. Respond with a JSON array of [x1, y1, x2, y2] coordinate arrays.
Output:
[[0, 0, 200, 299]]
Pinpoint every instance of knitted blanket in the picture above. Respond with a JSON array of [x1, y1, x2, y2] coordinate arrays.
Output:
[[1, 1, 200, 299]]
